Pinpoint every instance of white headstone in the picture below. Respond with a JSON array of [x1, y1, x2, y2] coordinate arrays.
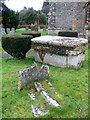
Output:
[[1, 27, 6, 36], [9, 28, 15, 35], [6, 28, 10, 34], [11, 28, 15, 33]]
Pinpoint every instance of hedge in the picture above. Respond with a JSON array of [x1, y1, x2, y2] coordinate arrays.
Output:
[[22, 31, 41, 38], [2, 35, 32, 59], [58, 31, 78, 37]]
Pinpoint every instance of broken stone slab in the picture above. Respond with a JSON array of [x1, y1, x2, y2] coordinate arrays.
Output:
[[31, 36, 88, 68], [41, 91, 61, 109], [47, 82, 53, 86], [18, 62, 49, 91], [34, 82, 62, 109], [31, 105, 49, 117], [50, 86, 55, 91], [28, 92, 36, 101]]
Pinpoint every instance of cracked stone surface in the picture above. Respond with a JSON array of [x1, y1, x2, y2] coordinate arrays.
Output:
[[34, 82, 62, 109], [27, 80, 62, 117], [31, 36, 88, 47], [28, 92, 36, 101], [47, 82, 53, 86], [31, 105, 49, 117], [18, 62, 49, 91], [41, 91, 61, 108]]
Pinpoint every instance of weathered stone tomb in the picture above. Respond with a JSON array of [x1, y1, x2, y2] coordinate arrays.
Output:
[[31, 36, 88, 68]]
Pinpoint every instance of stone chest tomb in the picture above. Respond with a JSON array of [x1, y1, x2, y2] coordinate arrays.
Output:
[[31, 36, 88, 68]]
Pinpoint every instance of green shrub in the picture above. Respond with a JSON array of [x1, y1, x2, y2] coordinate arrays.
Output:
[[2, 35, 32, 59], [22, 31, 41, 38], [58, 31, 78, 37]]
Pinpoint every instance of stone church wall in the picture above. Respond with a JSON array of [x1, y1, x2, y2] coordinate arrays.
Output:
[[48, 2, 85, 34]]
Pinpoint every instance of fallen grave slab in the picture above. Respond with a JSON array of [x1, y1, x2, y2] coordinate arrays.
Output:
[[34, 82, 62, 109], [18, 64, 62, 117], [31, 36, 88, 68], [18, 63, 49, 91], [31, 105, 49, 117], [28, 92, 36, 101]]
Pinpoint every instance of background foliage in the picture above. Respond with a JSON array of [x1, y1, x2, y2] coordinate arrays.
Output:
[[2, 3, 19, 31]]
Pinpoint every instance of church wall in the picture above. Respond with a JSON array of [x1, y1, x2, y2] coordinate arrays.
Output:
[[48, 2, 85, 34]]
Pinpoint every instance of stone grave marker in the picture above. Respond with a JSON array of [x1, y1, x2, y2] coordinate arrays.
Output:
[[11, 28, 15, 33], [2, 28, 6, 36], [18, 63, 62, 117], [31, 105, 49, 117], [18, 62, 49, 91], [6, 28, 10, 34], [0, 27, 6, 40], [9, 28, 15, 35]]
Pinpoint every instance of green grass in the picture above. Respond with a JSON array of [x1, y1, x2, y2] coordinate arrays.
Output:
[[15, 28, 26, 35], [15, 28, 49, 36], [1, 49, 88, 118], [1, 28, 89, 118], [15, 28, 56, 36], [0, 42, 7, 54]]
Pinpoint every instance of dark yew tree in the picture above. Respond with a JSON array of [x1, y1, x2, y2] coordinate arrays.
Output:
[[2, 3, 19, 32]]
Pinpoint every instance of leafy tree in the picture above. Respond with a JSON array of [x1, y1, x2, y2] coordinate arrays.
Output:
[[8, 10, 19, 29], [25, 8, 36, 24], [19, 7, 36, 25], [2, 3, 19, 32], [39, 11, 47, 25], [41, 0, 49, 17], [19, 7, 27, 24]]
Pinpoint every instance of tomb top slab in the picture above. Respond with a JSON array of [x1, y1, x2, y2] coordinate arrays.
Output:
[[31, 36, 88, 47]]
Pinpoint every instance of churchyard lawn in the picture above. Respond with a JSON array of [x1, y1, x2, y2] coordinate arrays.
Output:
[[1, 28, 88, 118]]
